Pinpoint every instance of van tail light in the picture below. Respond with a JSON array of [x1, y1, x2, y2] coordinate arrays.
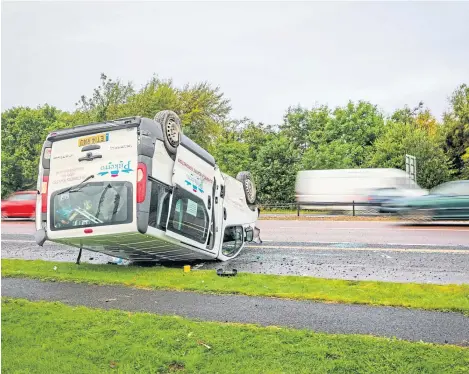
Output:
[[43, 147, 52, 160], [136, 162, 147, 203], [41, 175, 49, 213]]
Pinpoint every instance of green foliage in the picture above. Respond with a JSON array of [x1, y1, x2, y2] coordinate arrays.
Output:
[[284, 101, 385, 171], [1, 106, 66, 198], [75, 73, 134, 122], [211, 120, 274, 178], [442, 84, 469, 177], [302, 141, 366, 170], [212, 137, 250, 177], [117, 77, 231, 150], [462, 147, 469, 179], [367, 122, 453, 189], [1, 74, 231, 197], [329, 101, 385, 147], [283, 101, 384, 153], [282, 105, 330, 153], [252, 135, 300, 204], [1, 75, 467, 201]]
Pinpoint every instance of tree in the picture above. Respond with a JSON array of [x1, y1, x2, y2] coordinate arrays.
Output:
[[391, 103, 439, 137], [115, 77, 232, 150], [327, 101, 384, 152], [252, 135, 301, 204], [177, 82, 231, 149], [1, 106, 65, 198], [211, 120, 274, 177], [367, 122, 452, 189], [286, 101, 384, 171], [442, 84, 469, 177], [302, 141, 366, 170], [212, 138, 251, 177], [117, 77, 179, 119], [75, 73, 135, 122], [281, 105, 330, 154]]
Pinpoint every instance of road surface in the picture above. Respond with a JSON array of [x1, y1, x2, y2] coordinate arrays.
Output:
[[3, 278, 468, 345], [2, 220, 469, 284]]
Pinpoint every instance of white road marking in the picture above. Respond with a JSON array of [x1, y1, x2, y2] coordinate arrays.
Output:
[[3, 239, 467, 254], [2, 240, 36, 243], [261, 240, 469, 247], [246, 245, 469, 254], [276, 226, 469, 232]]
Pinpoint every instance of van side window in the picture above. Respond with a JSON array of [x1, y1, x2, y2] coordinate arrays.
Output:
[[148, 179, 171, 230], [168, 187, 209, 244], [222, 226, 243, 257]]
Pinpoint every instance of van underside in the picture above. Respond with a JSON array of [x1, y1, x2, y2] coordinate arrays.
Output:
[[56, 232, 216, 262]]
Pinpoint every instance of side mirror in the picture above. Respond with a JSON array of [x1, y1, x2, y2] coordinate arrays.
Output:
[[244, 227, 254, 242]]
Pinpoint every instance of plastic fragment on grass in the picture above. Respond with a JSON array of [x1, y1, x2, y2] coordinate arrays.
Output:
[[197, 340, 211, 349]]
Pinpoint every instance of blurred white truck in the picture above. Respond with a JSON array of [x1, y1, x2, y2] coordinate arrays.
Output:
[[295, 168, 427, 210]]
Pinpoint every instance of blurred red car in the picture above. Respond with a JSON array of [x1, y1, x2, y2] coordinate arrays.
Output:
[[1, 190, 37, 219]]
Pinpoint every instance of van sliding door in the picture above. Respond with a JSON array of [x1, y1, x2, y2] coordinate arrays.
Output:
[[165, 145, 216, 252]]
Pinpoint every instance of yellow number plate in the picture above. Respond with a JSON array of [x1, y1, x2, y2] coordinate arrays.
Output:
[[78, 133, 108, 147]]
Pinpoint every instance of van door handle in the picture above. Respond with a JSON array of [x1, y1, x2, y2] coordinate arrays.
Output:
[[79, 153, 102, 162]]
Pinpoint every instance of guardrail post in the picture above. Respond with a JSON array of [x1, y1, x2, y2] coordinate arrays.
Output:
[[297, 204, 300, 217], [352, 201, 355, 216]]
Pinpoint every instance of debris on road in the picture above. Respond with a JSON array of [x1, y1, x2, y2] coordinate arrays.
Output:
[[217, 269, 238, 277]]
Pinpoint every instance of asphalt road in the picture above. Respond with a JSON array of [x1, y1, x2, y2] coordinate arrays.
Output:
[[3, 278, 469, 345], [259, 219, 469, 246], [2, 220, 469, 284]]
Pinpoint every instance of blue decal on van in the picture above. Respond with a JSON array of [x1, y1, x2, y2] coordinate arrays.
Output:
[[98, 160, 133, 177]]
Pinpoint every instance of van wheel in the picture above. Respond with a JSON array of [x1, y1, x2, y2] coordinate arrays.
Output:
[[154, 110, 182, 155], [236, 171, 257, 205]]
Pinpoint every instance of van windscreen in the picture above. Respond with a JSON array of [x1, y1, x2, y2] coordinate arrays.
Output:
[[50, 181, 132, 231]]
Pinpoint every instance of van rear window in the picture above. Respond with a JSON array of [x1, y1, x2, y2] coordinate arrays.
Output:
[[50, 181, 132, 231]]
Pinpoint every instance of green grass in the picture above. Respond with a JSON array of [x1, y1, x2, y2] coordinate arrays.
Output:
[[2, 298, 468, 374], [3, 259, 469, 314]]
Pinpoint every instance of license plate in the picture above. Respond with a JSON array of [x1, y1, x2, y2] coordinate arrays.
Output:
[[78, 133, 109, 147]]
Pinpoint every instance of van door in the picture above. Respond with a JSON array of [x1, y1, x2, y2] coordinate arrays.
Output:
[[47, 127, 138, 239], [165, 145, 216, 252]]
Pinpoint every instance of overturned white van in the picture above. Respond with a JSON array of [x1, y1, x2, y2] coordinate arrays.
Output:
[[35, 111, 261, 262]]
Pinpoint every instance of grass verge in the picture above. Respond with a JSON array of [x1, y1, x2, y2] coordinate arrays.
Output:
[[2, 259, 469, 314], [2, 298, 468, 374]]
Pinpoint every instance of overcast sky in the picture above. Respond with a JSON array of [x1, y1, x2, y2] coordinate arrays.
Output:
[[2, 1, 469, 125]]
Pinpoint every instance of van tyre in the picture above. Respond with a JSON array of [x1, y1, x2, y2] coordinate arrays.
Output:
[[154, 110, 182, 155], [236, 171, 257, 205]]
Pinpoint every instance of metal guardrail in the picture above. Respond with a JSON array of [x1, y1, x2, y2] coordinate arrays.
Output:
[[259, 201, 384, 217]]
